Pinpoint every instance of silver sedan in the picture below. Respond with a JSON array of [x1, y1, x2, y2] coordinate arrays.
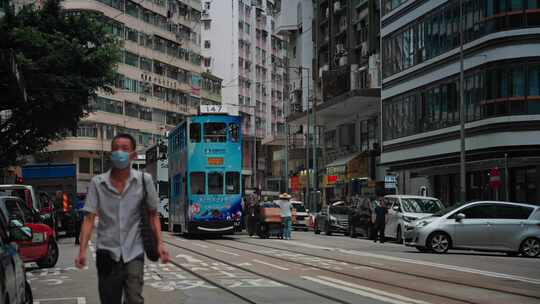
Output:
[[404, 201, 540, 257]]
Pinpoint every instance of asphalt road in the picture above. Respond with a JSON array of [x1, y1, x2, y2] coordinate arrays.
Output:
[[29, 231, 540, 304]]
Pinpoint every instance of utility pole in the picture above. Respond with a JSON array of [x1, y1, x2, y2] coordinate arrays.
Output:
[[459, 0, 466, 202], [303, 67, 310, 209]]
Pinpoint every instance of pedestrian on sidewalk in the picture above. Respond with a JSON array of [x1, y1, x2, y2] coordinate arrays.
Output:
[[75, 133, 170, 304], [277, 193, 293, 240], [373, 192, 388, 243]]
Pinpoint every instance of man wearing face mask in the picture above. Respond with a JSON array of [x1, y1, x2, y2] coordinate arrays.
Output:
[[75, 134, 170, 304]]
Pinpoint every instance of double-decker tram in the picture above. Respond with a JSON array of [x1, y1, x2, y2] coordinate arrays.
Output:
[[167, 105, 242, 235]]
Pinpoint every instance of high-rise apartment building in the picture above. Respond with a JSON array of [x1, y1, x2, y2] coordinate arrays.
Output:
[[285, 0, 381, 204], [44, 0, 205, 192], [380, 0, 540, 203], [201, 0, 287, 190]]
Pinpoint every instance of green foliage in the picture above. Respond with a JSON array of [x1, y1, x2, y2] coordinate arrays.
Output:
[[0, 0, 121, 168]]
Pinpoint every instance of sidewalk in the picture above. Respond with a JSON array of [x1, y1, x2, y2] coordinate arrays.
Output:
[[28, 237, 191, 304]]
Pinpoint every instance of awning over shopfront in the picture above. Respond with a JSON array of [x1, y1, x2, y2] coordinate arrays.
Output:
[[324, 153, 369, 187], [326, 153, 363, 168], [287, 89, 380, 126]]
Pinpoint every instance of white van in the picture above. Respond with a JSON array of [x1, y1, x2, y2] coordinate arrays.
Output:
[[291, 201, 310, 231]]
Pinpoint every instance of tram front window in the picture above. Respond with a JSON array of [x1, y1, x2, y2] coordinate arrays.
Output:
[[190, 172, 205, 195], [208, 172, 224, 194], [204, 123, 227, 142]]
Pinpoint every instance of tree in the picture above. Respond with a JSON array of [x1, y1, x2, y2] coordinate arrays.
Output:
[[0, 0, 121, 168]]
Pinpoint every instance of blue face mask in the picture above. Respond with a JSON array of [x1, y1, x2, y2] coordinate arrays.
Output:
[[111, 151, 131, 169]]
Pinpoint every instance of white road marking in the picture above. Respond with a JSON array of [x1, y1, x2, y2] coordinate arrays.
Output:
[[216, 249, 241, 256], [175, 254, 203, 264], [286, 241, 540, 285], [340, 249, 540, 285], [219, 270, 237, 278], [302, 276, 432, 304], [33, 297, 86, 304], [252, 259, 290, 271], [192, 243, 209, 248]]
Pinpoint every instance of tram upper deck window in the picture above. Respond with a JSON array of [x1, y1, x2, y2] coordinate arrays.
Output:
[[226, 172, 240, 194], [208, 172, 224, 194], [229, 123, 239, 142], [190, 172, 205, 195], [204, 123, 227, 142], [190, 123, 201, 143]]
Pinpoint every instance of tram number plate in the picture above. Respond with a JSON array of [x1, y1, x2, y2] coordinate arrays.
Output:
[[208, 157, 224, 166]]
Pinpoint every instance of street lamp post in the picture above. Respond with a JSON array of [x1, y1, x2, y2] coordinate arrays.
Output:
[[282, 65, 312, 206], [459, 0, 466, 202]]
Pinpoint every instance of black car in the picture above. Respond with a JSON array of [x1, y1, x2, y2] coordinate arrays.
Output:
[[0, 200, 33, 304], [348, 196, 377, 239], [314, 204, 351, 236]]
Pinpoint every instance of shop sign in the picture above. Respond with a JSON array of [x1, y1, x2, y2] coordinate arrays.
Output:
[[291, 176, 299, 193], [489, 167, 502, 189], [326, 175, 338, 185], [347, 155, 369, 179], [384, 175, 397, 189]]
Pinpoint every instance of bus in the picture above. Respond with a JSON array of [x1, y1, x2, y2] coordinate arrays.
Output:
[[167, 107, 242, 235]]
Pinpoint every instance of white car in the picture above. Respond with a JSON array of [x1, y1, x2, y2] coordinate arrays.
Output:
[[291, 201, 310, 231], [384, 195, 445, 243]]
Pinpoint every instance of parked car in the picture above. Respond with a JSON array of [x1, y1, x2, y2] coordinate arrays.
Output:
[[291, 201, 310, 231], [0, 185, 56, 231], [0, 196, 59, 268], [349, 196, 377, 238], [314, 203, 351, 235], [404, 201, 540, 257], [384, 195, 445, 243], [0, 200, 33, 304]]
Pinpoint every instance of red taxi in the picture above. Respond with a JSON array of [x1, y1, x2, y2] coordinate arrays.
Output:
[[0, 196, 58, 268]]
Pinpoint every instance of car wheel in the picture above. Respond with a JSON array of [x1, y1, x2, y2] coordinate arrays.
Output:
[[37, 240, 59, 268], [24, 281, 33, 304], [520, 237, 540, 258], [324, 224, 332, 236], [427, 232, 451, 254], [415, 246, 430, 253], [350, 226, 357, 238], [314, 222, 320, 234], [396, 226, 403, 244]]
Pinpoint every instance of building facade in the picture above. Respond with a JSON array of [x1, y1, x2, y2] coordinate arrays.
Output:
[[381, 0, 540, 204], [43, 0, 204, 193], [286, 0, 381, 207], [201, 0, 287, 190]]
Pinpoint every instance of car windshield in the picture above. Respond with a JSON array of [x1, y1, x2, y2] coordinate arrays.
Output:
[[432, 202, 467, 217], [329, 206, 350, 215], [401, 198, 444, 213], [292, 203, 306, 212]]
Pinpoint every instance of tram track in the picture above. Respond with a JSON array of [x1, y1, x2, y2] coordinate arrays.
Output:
[[199, 238, 540, 304], [163, 239, 356, 304]]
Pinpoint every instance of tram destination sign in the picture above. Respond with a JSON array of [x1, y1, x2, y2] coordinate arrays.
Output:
[[200, 105, 239, 115], [207, 157, 224, 166]]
